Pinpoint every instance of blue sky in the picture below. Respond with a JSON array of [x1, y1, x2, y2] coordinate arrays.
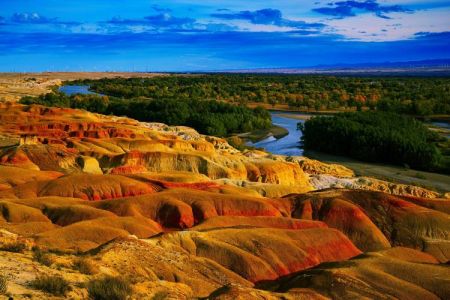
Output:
[[0, 0, 449, 71]]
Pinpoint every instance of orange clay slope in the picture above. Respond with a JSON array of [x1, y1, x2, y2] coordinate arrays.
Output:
[[0, 102, 449, 299], [284, 189, 450, 261], [257, 247, 450, 300]]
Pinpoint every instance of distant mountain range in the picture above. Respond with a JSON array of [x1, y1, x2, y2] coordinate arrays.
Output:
[[310, 59, 450, 69], [216, 59, 450, 75]]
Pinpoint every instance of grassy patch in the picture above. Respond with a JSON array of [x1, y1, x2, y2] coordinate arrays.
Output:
[[0, 241, 26, 253], [0, 275, 7, 295], [414, 173, 427, 180], [32, 248, 53, 267], [30, 275, 71, 296], [152, 291, 168, 300], [73, 257, 98, 275], [87, 275, 132, 300]]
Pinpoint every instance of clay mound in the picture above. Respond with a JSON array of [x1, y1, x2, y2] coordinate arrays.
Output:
[[216, 178, 312, 198], [261, 247, 450, 300], [0, 166, 63, 190], [133, 281, 195, 300], [398, 195, 450, 214], [158, 227, 361, 283], [34, 216, 162, 252], [97, 238, 252, 298], [42, 204, 116, 226], [8, 195, 87, 209], [38, 174, 162, 200], [0, 196, 164, 251], [192, 216, 326, 231], [1, 144, 80, 172], [291, 196, 390, 252], [0, 201, 50, 223], [297, 157, 355, 177], [286, 189, 450, 258], [2, 222, 58, 236], [92, 189, 288, 228], [0, 148, 40, 170], [380, 246, 440, 264], [129, 171, 211, 183], [206, 285, 328, 300], [0, 180, 45, 199]]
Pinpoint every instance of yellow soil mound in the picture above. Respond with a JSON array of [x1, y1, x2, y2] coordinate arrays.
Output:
[[38, 174, 161, 200], [0, 173, 161, 200], [35, 216, 162, 252], [0, 201, 50, 223], [97, 238, 252, 297], [158, 227, 361, 283], [192, 216, 326, 231], [261, 247, 450, 300], [0, 166, 62, 190], [285, 189, 450, 260], [91, 189, 288, 229]]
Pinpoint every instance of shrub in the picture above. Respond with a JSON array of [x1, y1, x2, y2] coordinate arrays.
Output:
[[0, 275, 7, 294], [0, 241, 26, 253], [32, 248, 53, 267], [414, 173, 427, 180], [73, 257, 98, 275], [31, 275, 71, 296], [87, 276, 132, 300], [152, 291, 168, 300]]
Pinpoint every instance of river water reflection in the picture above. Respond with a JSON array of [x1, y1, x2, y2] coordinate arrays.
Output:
[[58, 85, 100, 96], [246, 112, 305, 156]]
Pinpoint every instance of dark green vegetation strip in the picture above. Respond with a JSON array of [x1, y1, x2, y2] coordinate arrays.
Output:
[[75, 75, 450, 115], [301, 112, 450, 173]]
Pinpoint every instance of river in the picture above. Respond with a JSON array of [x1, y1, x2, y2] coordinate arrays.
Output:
[[58, 85, 101, 96], [246, 112, 305, 156]]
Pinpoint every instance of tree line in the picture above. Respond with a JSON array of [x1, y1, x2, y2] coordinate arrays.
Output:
[[69, 75, 450, 115], [300, 111, 449, 172]]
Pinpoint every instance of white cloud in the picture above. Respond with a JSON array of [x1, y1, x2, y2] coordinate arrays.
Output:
[[324, 7, 450, 41]]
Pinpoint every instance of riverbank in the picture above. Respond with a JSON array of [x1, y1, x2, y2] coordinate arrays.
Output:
[[306, 150, 450, 193], [238, 125, 288, 143], [273, 113, 314, 121]]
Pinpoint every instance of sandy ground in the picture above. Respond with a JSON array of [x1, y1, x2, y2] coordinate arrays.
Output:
[[274, 113, 314, 121], [246, 102, 348, 114], [0, 72, 166, 102], [238, 125, 289, 143], [306, 150, 450, 193]]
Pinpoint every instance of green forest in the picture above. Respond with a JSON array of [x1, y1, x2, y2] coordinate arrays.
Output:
[[20, 92, 272, 137], [300, 112, 449, 173], [71, 75, 450, 115]]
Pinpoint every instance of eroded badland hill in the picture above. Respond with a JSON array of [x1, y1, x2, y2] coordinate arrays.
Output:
[[0, 101, 449, 299]]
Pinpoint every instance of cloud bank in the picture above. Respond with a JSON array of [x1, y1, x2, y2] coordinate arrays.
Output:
[[313, 0, 413, 19]]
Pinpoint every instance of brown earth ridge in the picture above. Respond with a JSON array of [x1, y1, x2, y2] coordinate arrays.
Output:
[[0, 102, 449, 299]]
